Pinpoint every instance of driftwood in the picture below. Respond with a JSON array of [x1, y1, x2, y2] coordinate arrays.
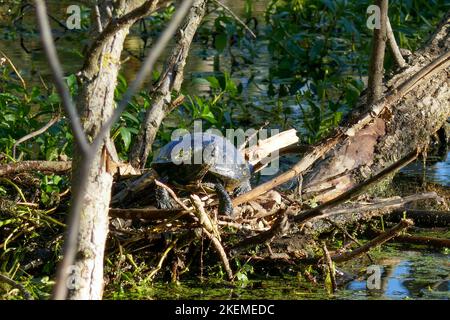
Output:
[[0, 161, 71, 176]]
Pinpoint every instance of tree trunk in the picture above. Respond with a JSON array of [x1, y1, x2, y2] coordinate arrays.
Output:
[[130, 0, 208, 169], [68, 0, 149, 300]]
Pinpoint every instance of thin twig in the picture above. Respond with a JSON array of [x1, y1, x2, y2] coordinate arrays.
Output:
[[147, 240, 177, 280], [35, 0, 89, 154], [0, 273, 33, 300], [13, 115, 60, 159], [0, 50, 26, 89], [202, 229, 234, 281], [211, 0, 257, 39], [321, 242, 337, 293], [331, 219, 413, 263], [386, 17, 406, 68]]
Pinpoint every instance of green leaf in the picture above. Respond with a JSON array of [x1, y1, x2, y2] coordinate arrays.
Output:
[[214, 33, 227, 52], [122, 112, 139, 124], [120, 127, 132, 150], [206, 76, 221, 89]]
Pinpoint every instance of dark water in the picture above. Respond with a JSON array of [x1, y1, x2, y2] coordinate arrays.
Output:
[[401, 152, 450, 187], [1, 0, 449, 300]]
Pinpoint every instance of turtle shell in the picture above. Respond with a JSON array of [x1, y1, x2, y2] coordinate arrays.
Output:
[[152, 132, 251, 189]]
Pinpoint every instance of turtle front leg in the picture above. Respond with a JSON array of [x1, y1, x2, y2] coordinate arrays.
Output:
[[155, 185, 174, 209], [214, 183, 233, 216], [233, 179, 252, 197]]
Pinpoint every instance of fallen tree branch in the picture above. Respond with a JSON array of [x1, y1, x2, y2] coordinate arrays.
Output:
[[318, 192, 439, 217], [233, 47, 449, 204], [293, 148, 419, 224], [345, 49, 450, 136], [233, 135, 341, 206], [0, 160, 71, 176], [331, 219, 413, 263]]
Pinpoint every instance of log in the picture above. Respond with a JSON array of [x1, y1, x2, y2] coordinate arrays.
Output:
[[301, 12, 450, 202]]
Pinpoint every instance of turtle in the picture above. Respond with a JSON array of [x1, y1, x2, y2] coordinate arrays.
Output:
[[151, 132, 252, 215]]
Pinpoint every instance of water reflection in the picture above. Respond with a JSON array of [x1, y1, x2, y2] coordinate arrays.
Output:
[[345, 251, 450, 300], [401, 152, 450, 187]]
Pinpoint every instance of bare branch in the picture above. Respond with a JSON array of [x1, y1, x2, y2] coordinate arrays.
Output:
[[331, 219, 413, 263], [13, 115, 60, 159], [386, 17, 406, 68], [81, 0, 160, 75], [34, 0, 89, 155], [367, 0, 388, 104], [129, 0, 207, 168], [321, 242, 337, 293], [0, 50, 26, 89], [91, 0, 194, 154], [211, 0, 257, 39]]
